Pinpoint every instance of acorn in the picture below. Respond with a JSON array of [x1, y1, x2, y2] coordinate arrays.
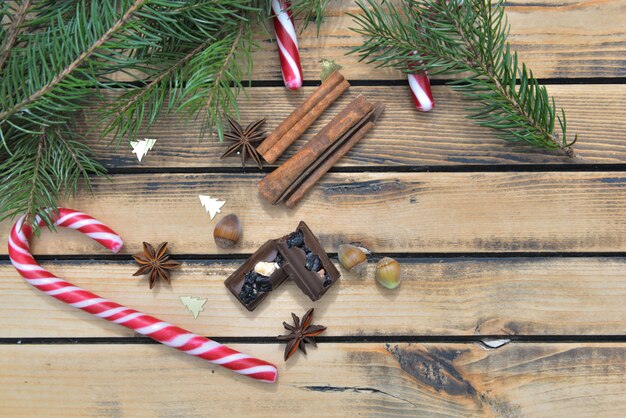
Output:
[[213, 214, 242, 249], [338, 244, 368, 275], [375, 257, 402, 289]]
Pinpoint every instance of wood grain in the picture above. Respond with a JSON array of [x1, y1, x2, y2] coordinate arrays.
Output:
[[252, 0, 626, 80], [248, 0, 626, 80], [79, 85, 626, 167], [1, 172, 625, 255], [2, 257, 626, 338], [2, 342, 626, 417]]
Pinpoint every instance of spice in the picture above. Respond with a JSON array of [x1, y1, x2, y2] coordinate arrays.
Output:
[[256, 71, 350, 164], [132, 242, 181, 289], [220, 117, 266, 169], [277, 308, 326, 361], [258, 94, 385, 207]]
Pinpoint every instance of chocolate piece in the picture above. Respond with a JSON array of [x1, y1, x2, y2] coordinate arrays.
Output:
[[224, 241, 289, 311], [223, 222, 340, 310], [278, 222, 340, 302]]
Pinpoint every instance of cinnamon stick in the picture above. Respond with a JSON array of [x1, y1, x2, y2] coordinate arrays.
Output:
[[284, 102, 385, 208], [257, 71, 350, 164], [259, 94, 375, 205]]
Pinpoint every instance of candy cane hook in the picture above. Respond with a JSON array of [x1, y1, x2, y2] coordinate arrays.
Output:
[[8, 208, 278, 383]]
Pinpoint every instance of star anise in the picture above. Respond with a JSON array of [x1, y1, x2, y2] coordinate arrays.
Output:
[[220, 116, 266, 169], [277, 308, 326, 361], [132, 242, 181, 289]]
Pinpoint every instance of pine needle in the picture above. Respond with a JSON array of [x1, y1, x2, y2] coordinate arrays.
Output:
[[350, 0, 577, 156], [0, 0, 327, 231]]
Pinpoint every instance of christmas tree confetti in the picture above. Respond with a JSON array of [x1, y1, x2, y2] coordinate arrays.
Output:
[[180, 296, 207, 319], [130, 138, 157, 162], [199, 195, 225, 220]]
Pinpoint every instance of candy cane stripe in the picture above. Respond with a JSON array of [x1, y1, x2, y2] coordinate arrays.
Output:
[[26, 277, 64, 285], [135, 321, 172, 335], [408, 73, 434, 111], [112, 312, 144, 324], [272, 0, 302, 90], [185, 341, 221, 355], [211, 353, 252, 365], [46, 285, 82, 296], [237, 365, 279, 376], [408, 51, 435, 112], [70, 298, 107, 308], [8, 208, 277, 383], [95, 306, 129, 318], [162, 333, 197, 348]]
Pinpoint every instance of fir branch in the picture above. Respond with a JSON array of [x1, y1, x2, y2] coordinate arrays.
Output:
[[350, 0, 577, 157], [0, 0, 32, 72], [290, 0, 332, 33], [0, 0, 327, 231], [24, 135, 45, 228], [101, 39, 213, 142], [0, 0, 148, 124], [191, 25, 248, 139], [0, 123, 106, 232]]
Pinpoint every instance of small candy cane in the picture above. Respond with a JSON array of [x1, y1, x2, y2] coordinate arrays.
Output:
[[8, 208, 278, 383], [408, 52, 435, 112], [272, 0, 303, 90]]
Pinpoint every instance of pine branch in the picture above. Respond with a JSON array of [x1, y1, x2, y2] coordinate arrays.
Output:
[[0, 0, 32, 72], [0, 0, 327, 231], [101, 39, 213, 142], [290, 0, 332, 33], [194, 26, 247, 139], [0, 0, 147, 124], [0, 123, 107, 233], [24, 135, 45, 227], [350, 0, 577, 157]]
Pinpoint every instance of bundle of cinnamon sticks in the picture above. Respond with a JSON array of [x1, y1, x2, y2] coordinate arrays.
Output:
[[258, 71, 385, 208], [257, 71, 351, 164]]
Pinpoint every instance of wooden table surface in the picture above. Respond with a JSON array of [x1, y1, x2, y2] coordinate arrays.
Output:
[[2, 1, 626, 416]]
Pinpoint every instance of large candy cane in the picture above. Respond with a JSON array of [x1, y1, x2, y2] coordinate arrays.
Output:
[[8, 208, 278, 383], [272, 0, 303, 90]]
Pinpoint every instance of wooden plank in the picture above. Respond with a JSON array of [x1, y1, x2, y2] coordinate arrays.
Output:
[[81, 85, 626, 167], [2, 342, 626, 416], [144, 0, 626, 82], [104, 1, 626, 82], [248, 0, 626, 80], [2, 257, 626, 338], [1, 172, 626, 255]]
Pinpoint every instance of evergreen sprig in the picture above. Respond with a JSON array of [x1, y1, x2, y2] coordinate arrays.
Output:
[[0, 0, 327, 231], [350, 0, 577, 156], [289, 0, 331, 33]]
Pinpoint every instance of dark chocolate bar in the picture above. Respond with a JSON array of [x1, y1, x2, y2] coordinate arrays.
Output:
[[223, 222, 340, 311], [224, 240, 289, 311], [277, 222, 340, 301]]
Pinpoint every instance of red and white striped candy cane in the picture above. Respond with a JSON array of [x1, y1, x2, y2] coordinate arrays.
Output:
[[408, 52, 435, 112], [407, 0, 464, 111], [272, 0, 303, 90], [8, 208, 278, 383]]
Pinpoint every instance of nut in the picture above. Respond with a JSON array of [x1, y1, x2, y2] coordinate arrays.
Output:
[[375, 257, 401, 289], [338, 244, 367, 275], [213, 214, 242, 249]]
